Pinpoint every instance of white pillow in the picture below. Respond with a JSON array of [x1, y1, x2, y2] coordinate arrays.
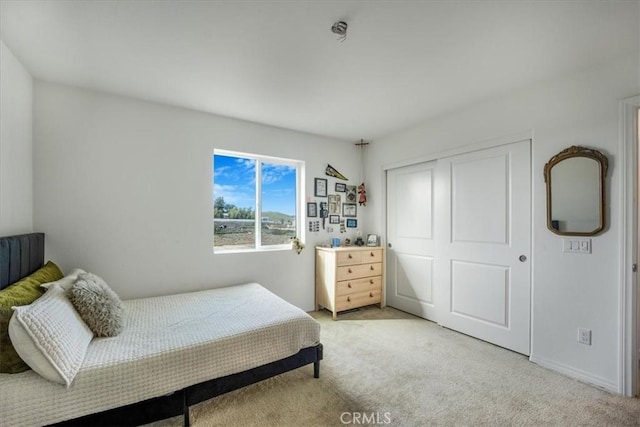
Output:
[[9, 283, 93, 387], [41, 268, 86, 290]]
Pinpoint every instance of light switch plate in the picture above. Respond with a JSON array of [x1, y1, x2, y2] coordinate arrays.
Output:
[[563, 238, 591, 254]]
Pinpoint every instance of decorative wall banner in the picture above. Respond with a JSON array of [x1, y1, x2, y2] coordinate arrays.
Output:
[[325, 164, 348, 180]]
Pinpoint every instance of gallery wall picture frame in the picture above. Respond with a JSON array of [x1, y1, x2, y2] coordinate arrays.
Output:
[[346, 219, 357, 228], [367, 234, 379, 246], [328, 194, 341, 215], [342, 203, 357, 217], [345, 185, 357, 203], [335, 182, 346, 192], [314, 178, 327, 197], [329, 215, 340, 224], [307, 202, 317, 217]]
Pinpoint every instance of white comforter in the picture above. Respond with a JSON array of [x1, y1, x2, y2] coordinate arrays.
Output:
[[0, 283, 320, 426]]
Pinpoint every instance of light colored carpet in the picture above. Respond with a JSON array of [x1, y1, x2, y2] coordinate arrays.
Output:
[[149, 307, 640, 426]]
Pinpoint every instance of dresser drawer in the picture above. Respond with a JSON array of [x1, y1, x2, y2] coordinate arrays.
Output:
[[336, 250, 362, 266], [362, 249, 383, 264], [335, 289, 382, 312], [336, 276, 382, 296], [336, 263, 382, 281]]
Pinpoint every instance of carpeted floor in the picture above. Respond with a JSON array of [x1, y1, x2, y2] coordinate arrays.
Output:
[[149, 306, 640, 426]]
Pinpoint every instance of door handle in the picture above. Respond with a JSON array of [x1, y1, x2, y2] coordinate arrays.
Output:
[[388, 243, 392, 248], [519, 255, 527, 262]]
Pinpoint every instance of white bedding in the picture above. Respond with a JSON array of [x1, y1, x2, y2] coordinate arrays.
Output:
[[0, 283, 320, 426]]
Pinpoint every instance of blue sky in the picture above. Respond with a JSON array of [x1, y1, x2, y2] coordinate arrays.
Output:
[[213, 154, 296, 215]]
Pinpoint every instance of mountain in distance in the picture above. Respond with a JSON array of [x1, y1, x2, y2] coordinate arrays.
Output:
[[262, 211, 294, 223]]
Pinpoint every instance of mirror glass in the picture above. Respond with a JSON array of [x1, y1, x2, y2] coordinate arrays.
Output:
[[545, 146, 607, 236]]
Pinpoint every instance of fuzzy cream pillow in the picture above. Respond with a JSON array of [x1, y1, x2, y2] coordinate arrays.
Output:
[[69, 272, 123, 337]]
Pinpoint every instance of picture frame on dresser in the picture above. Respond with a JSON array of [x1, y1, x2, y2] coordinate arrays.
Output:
[[367, 234, 379, 246]]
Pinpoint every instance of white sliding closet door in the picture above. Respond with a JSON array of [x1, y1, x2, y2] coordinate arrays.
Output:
[[385, 140, 531, 355], [386, 161, 438, 321], [435, 140, 531, 355]]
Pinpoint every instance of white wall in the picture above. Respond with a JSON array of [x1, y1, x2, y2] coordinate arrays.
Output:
[[0, 40, 33, 235], [33, 82, 359, 309], [363, 55, 639, 392]]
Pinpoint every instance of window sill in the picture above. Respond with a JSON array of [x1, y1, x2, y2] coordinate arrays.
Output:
[[213, 244, 293, 255]]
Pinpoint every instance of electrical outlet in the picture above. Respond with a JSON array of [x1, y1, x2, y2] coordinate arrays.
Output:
[[578, 328, 592, 345]]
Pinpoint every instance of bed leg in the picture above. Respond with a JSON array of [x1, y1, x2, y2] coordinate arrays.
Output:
[[183, 391, 190, 427], [314, 360, 320, 378]]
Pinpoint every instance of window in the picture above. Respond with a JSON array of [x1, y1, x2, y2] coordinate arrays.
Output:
[[213, 150, 303, 252]]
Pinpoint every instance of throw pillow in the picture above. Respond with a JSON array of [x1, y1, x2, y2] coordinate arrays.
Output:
[[10, 283, 93, 386], [69, 272, 123, 337], [41, 268, 86, 291], [0, 261, 63, 373]]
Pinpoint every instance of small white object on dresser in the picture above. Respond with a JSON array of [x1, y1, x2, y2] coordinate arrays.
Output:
[[315, 246, 385, 320]]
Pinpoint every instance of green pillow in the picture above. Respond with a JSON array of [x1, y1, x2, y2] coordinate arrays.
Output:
[[0, 261, 64, 373]]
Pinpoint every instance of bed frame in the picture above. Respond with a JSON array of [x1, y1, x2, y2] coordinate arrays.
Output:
[[0, 233, 323, 426]]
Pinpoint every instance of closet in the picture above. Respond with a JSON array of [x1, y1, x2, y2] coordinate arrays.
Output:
[[386, 140, 531, 355]]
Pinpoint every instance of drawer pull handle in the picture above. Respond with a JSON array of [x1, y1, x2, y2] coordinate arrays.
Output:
[[348, 254, 352, 259], [348, 283, 352, 288], [348, 268, 352, 273], [347, 296, 351, 302], [370, 266, 374, 271], [370, 279, 374, 284], [370, 252, 374, 257], [369, 292, 373, 297]]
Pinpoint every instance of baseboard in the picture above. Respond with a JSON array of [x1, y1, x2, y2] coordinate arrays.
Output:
[[530, 354, 618, 393]]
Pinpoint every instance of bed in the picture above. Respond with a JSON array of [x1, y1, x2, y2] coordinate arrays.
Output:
[[0, 233, 323, 426]]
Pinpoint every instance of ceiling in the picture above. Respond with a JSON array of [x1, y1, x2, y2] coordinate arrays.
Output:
[[1, 1, 638, 141]]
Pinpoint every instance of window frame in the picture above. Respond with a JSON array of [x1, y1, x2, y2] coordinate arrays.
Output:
[[213, 149, 304, 254]]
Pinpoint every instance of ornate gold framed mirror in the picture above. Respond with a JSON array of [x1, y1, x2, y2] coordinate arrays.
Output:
[[544, 146, 608, 236]]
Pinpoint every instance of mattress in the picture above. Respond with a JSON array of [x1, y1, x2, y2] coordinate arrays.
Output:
[[0, 282, 320, 426]]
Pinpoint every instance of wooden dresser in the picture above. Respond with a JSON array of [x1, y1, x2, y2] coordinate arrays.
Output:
[[315, 246, 384, 319]]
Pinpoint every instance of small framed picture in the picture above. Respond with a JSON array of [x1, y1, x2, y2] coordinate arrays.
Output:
[[307, 202, 317, 217], [314, 178, 327, 197], [345, 185, 357, 203], [367, 234, 379, 247], [335, 182, 346, 192], [328, 194, 341, 215], [346, 219, 357, 228], [342, 203, 357, 217], [329, 215, 340, 224]]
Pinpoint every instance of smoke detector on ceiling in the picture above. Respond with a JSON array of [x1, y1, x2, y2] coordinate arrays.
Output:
[[331, 21, 348, 42]]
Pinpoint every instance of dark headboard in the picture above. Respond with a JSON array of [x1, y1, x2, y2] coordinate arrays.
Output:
[[0, 233, 45, 290]]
